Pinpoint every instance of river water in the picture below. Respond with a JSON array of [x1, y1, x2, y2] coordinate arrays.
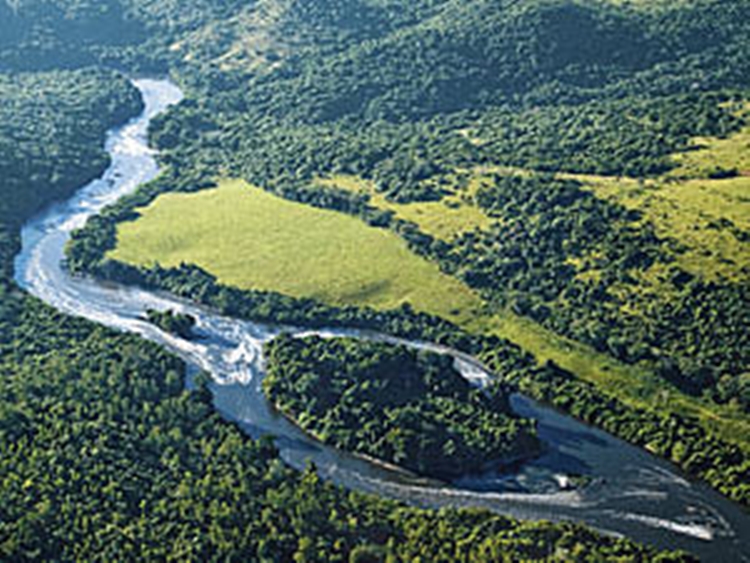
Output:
[[13, 78, 750, 561]]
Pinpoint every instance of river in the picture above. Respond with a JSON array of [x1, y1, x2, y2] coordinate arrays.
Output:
[[13, 78, 750, 562]]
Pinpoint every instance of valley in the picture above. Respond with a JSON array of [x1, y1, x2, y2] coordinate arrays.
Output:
[[1, 0, 749, 560]]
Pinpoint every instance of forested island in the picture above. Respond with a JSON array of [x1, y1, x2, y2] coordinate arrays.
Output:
[[144, 308, 196, 339], [264, 335, 540, 479]]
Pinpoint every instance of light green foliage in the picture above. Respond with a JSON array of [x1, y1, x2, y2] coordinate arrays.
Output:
[[110, 179, 484, 325], [317, 174, 492, 241]]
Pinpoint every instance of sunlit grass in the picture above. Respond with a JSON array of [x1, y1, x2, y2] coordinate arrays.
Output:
[[577, 103, 750, 283], [110, 179, 484, 325], [669, 101, 750, 179], [317, 174, 491, 241]]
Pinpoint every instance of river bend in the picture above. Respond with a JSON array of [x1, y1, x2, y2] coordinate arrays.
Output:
[[13, 79, 750, 562]]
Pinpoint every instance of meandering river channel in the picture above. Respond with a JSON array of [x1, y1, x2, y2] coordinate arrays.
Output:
[[14, 79, 749, 561]]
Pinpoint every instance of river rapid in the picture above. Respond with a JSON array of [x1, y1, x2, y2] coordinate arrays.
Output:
[[13, 78, 750, 561]]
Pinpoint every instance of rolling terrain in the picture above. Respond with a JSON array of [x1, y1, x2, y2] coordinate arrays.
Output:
[[62, 0, 750, 509], [1, 0, 749, 559]]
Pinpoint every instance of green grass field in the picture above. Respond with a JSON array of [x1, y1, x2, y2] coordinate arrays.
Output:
[[317, 174, 491, 241], [111, 177, 750, 451], [110, 179, 484, 325]]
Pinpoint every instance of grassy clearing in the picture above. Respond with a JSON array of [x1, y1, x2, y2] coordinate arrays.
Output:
[[468, 110, 750, 283], [110, 179, 484, 325], [669, 101, 750, 179], [574, 104, 750, 283], [111, 170, 750, 450], [317, 174, 491, 241], [585, 175, 750, 281]]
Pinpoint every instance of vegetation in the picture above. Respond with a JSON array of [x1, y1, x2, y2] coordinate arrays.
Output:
[[436, 173, 749, 409], [144, 308, 196, 339], [264, 335, 540, 480], [0, 69, 142, 232], [316, 174, 492, 241], [2, 0, 750, 556], [109, 178, 484, 324], [114, 0, 749, 420], [0, 37, 694, 563], [80, 166, 750, 452]]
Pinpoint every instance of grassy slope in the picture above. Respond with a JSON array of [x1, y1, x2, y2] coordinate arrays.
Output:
[[554, 102, 750, 282], [316, 174, 492, 241], [579, 101, 750, 283], [110, 179, 484, 325], [472, 115, 750, 448]]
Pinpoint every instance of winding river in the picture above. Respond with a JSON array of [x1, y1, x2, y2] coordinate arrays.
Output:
[[14, 79, 750, 561]]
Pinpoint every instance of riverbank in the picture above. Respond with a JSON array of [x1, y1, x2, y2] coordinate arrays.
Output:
[[13, 78, 750, 561]]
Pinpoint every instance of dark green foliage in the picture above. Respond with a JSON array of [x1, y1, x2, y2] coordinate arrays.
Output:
[[0, 69, 142, 227], [471, 93, 742, 177], [0, 0, 145, 70], [264, 335, 540, 479], [144, 308, 196, 339], [0, 15, 693, 561]]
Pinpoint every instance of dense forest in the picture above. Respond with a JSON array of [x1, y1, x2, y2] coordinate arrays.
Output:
[[0, 2, 702, 560], [0, 2, 704, 561], [2, 0, 749, 558], [264, 335, 540, 479]]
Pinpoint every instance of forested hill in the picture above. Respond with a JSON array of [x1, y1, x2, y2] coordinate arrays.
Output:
[[0, 69, 141, 278], [4, 0, 749, 84], [226, 0, 750, 122]]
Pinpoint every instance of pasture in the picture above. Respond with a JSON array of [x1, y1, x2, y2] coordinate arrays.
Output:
[[110, 179, 485, 325]]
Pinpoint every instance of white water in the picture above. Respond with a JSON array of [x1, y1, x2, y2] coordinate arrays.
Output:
[[13, 78, 750, 562]]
